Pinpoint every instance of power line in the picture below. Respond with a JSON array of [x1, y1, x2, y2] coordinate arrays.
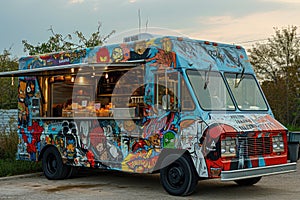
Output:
[[238, 38, 268, 44], [238, 34, 300, 45]]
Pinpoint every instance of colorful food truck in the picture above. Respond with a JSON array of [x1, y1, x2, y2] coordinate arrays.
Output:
[[0, 35, 296, 196]]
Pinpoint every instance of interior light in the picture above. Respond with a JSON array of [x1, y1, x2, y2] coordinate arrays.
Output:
[[78, 76, 85, 84]]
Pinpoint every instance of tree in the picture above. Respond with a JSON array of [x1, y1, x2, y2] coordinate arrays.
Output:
[[0, 22, 115, 109], [290, 57, 300, 127], [0, 49, 18, 109], [22, 22, 115, 55], [249, 26, 300, 127]]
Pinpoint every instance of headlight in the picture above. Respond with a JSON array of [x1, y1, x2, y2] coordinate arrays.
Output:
[[221, 137, 237, 157], [272, 134, 284, 153]]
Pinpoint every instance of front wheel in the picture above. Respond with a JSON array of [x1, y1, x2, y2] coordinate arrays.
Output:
[[234, 176, 262, 186], [42, 146, 69, 180], [160, 153, 198, 196]]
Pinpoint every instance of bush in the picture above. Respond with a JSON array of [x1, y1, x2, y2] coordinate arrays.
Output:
[[0, 131, 18, 160], [286, 124, 300, 132]]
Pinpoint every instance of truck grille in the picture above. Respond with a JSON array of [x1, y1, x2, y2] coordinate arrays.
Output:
[[238, 137, 272, 156]]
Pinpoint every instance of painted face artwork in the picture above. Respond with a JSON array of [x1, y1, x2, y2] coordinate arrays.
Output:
[[163, 131, 176, 148]]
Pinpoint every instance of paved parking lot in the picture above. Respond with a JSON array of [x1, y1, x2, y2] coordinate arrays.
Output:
[[0, 162, 299, 200]]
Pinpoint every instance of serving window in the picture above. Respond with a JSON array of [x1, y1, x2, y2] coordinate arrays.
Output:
[[48, 64, 145, 118], [49, 75, 95, 117]]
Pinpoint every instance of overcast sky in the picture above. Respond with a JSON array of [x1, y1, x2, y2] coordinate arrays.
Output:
[[1, 0, 299, 57]]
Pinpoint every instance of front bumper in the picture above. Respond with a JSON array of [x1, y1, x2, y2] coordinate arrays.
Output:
[[221, 162, 297, 181]]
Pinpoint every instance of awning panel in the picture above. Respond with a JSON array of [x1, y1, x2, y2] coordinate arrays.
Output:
[[0, 61, 145, 77]]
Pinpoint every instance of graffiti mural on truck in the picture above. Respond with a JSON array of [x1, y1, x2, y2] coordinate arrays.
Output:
[[16, 36, 282, 177]]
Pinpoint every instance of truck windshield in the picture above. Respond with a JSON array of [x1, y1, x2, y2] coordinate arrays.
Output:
[[186, 70, 235, 110], [224, 73, 268, 111]]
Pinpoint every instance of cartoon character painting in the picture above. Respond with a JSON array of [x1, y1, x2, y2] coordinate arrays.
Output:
[[20, 121, 44, 161], [90, 127, 109, 161], [162, 130, 176, 148], [26, 80, 35, 97], [129, 40, 151, 60], [97, 47, 110, 62], [18, 80, 28, 127], [147, 37, 177, 69]]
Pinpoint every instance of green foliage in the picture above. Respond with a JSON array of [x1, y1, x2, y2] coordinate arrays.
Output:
[[0, 159, 42, 177], [249, 25, 300, 127], [286, 124, 300, 131], [0, 121, 18, 160], [22, 22, 115, 55], [0, 49, 18, 109], [249, 26, 300, 83]]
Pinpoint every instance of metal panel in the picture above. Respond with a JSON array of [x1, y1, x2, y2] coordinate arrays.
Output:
[[221, 163, 297, 181]]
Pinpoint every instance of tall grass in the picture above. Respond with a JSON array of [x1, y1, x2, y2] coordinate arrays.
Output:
[[0, 116, 18, 160], [0, 159, 42, 177]]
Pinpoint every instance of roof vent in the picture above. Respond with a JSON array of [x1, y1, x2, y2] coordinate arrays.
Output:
[[123, 33, 157, 43]]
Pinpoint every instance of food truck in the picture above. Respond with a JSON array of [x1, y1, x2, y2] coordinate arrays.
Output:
[[0, 35, 296, 196]]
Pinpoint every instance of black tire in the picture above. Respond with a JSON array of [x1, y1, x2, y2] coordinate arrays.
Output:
[[234, 176, 262, 186], [66, 166, 79, 179], [42, 146, 69, 180], [160, 153, 198, 196]]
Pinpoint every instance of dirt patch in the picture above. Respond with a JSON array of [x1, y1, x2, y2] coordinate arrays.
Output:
[[43, 183, 129, 193], [44, 184, 107, 192]]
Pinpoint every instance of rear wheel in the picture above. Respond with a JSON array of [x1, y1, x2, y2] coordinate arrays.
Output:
[[160, 153, 198, 196], [66, 166, 79, 179], [234, 177, 262, 186], [42, 146, 69, 180]]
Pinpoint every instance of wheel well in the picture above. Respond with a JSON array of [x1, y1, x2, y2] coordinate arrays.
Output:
[[153, 149, 194, 173]]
